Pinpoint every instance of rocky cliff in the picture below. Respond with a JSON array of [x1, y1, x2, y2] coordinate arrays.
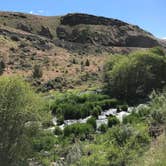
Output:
[[56, 13, 160, 50]]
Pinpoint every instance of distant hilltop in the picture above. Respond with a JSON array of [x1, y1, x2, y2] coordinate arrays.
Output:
[[0, 11, 165, 53]]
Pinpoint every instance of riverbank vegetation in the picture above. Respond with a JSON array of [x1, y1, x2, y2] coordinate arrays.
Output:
[[0, 47, 166, 165], [48, 91, 165, 166], [50, 92, 122, 122], [104, 47, 166, 103]]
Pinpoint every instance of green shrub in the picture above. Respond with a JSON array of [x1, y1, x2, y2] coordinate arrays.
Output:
[[116, 106, 121, 113], [72, 58, 77, 64], [87, 117, 97, 129], [54, 126, 63, 135], [32, 64, 43, 79], [94, 99, 120, 110], [42, 120, 54, 128], [50, 92, 118, 120], [151, 110, 165, 124], [64, 123, 93, 138], [137, 107, 150, 117], [109, 125, 133, 146], [56, 115, 64, 125], [10, 35, 20, 41], [150, 47, 165, 56], [123, 112, 141, 124], [107, 126, 150, 166], [108, 116, 120, 128], [104, 50, 166, 101], [32, 132, 56, 152], [91, 106, 100, 118], [123, 106, 151, 125], [120, 104, 128, 111], [85, 59, 90, 66], [98, 124, 108, 133], [107, 145, 125, 166]]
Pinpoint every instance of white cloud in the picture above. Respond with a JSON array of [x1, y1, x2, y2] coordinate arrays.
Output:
[[37, 10, 44, 13], [29, 10, 45, 15], [29, 11, 34, 14]]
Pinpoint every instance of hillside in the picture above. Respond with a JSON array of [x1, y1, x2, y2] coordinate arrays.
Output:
[[0, 12, 60, 39], [0, 11, 165, 91], [132, 133, 166, 166], [0, 11, 166, 166]]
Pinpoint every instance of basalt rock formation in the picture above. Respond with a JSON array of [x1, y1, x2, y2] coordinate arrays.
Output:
[[56, 13, 160, 50]]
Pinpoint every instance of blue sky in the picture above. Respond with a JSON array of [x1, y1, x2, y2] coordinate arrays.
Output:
[[0, 0, 165, 38]]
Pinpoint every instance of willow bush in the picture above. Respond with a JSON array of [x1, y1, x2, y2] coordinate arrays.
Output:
[[104, 48, 166, 102]]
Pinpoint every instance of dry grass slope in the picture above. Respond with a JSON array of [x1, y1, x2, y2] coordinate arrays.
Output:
[[132, 133, 166, 166]]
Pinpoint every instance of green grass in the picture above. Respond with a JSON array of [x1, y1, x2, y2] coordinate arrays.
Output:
[[132, 133, 166, 166]]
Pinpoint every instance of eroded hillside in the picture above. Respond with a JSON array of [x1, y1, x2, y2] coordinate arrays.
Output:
[[0, 12, 165, 91]]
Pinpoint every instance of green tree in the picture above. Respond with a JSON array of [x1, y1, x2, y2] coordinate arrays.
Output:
[[0, 76, 45, 166], [72, 58, 77, 64], [85, 59, 90, 66], [104, 50, 166, 101], [32, 64, 43, 79]]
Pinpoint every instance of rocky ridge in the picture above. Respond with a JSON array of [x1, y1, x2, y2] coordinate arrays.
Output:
[[56, 13, 160, 52]]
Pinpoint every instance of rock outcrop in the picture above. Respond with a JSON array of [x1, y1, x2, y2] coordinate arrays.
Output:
[[60, 13, 128, 26], [56, 13, 159, 49], [17, 23, 32, 32], [38, 26, 53, 39], [159, 39, 166, 49]]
